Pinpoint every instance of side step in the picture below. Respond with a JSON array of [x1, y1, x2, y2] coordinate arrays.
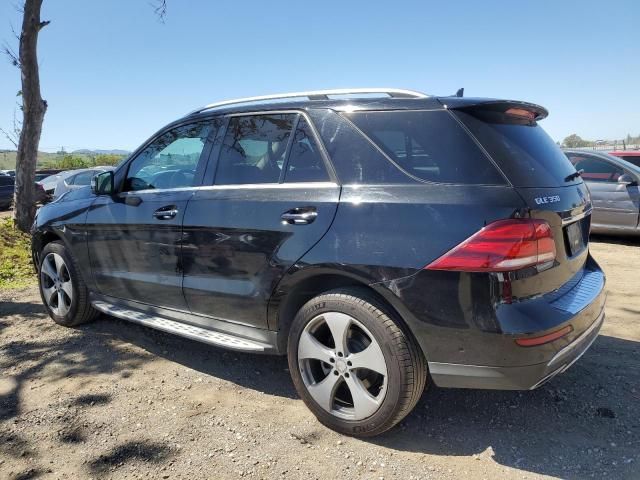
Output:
[[92, 300, 269, 352]]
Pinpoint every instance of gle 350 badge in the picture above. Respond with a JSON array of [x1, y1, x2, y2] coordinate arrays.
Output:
[[534, 195, 561, 205]]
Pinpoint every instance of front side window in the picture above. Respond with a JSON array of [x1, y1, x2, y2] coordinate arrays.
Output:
[[125, 121, 214, 192], [215, 114, 295, 185], [284, 118, 330, 183], [567, 154, 624, 182]]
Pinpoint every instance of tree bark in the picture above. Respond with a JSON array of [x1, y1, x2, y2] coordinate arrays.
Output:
[[13, 0, 48, 232]]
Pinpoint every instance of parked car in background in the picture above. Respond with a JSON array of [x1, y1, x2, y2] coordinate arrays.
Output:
[[51, 166, 114, 199], [0, 175, 14, 209], [564, 149, 640, 235], [37, 167, 112, 200], [608, 150, 640, 168], [0, 175, 48, 210], [33, 88, 605, 437], [1, 169, 15, 177]]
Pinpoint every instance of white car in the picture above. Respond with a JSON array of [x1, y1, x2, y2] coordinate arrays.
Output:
[[40, 167, 114, 199]]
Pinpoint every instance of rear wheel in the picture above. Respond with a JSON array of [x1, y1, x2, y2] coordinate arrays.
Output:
[[38, 241, 98, 327], [288, 288, 427, 437]]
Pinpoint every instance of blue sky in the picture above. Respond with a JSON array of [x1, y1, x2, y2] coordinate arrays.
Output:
[[0, 0, 638, 152]]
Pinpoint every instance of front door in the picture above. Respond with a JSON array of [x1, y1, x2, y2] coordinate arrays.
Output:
[[86, 120, 217, 309], [568, 153, 640, 229], [182, 113, 340, 329]]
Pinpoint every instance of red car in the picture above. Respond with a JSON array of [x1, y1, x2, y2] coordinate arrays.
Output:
[[609, 151, 640, 168]]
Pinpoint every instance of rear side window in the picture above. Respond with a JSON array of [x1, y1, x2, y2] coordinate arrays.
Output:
[[215, 114, 295, 185], [454, 109, 579, 187], [284, 118, 330, 183], [345, 110, 505, 185]]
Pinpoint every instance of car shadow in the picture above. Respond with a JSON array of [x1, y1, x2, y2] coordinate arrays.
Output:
[[369, 334, 639, 479], [2, 303, 637, 479], [86, 314, 296, 399], [83, 314, 639, 479], [89, 317, 639, 479], [591, 233, 640, 246]]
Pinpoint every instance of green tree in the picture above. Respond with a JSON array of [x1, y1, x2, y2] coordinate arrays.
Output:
[[562, 134, 589, 148], [56, 155, 88, 169]]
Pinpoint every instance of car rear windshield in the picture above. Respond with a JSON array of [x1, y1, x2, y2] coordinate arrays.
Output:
[[453, 108, 580, 187], [344, 110, 506, 185]]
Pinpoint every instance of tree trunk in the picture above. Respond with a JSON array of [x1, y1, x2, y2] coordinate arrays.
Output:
[[13, 0, 49, 232]]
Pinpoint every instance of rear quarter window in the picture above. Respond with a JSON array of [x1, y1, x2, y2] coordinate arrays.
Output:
[[344, 110, 506, 185]]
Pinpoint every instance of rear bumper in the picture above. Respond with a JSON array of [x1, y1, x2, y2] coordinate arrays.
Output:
[[429, 306, 605, 390]]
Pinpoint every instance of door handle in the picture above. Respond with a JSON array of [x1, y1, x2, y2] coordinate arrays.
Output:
[[281, 207, 318, 225], [153, 205, 178, 220]]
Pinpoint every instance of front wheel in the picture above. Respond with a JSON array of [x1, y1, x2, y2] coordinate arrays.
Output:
[[288, 288, 427, 437], [38, 241, 98, 327]]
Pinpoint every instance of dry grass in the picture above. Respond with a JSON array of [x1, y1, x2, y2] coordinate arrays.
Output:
[[0, 217, 35, 289]]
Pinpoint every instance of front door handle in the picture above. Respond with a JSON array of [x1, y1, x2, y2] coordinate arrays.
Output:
[[281, 207, 318, 225], [153, 205, 178, 220]]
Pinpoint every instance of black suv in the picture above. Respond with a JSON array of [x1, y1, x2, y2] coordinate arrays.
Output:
[[32, 88, 606, 436]]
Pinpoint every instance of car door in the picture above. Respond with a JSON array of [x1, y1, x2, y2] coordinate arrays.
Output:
[[85, 120, 218, 309], [181, 112, 340, 329], [567, 153, 640, 229]]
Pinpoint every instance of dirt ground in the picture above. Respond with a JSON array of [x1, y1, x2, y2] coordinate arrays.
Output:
[[0, 237, 638, 480]]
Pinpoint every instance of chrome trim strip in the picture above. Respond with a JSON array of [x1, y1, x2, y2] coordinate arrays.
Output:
[[561, 207, 593, 226], [189, 88, 428, 115], [118, 182, 339, 195], [548, 309, 604, 368]]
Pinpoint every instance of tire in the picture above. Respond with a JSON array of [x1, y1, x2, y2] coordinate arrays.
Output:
[[287, 287, 427, 437], [38, 240, 98, 327]]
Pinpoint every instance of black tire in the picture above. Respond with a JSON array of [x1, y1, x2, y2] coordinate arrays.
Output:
[[38, 241, 98, 327], [287, 287, 427, 437]]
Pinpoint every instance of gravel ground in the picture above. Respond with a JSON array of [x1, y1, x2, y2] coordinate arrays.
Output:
[[0, 237, 639, 480]]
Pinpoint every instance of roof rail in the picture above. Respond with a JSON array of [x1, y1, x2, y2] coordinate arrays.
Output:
[[187, 88, 428, 116]]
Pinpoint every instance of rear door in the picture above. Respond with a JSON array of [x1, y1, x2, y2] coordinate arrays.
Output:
[[565, 152, 639, 230], [182, 112, 339, 329]]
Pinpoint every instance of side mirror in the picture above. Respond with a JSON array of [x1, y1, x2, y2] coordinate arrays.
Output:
[[91, 171, 114, 195], [618, 173, 638, 186]]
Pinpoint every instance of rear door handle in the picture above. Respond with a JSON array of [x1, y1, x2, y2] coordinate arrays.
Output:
[[153, 205, 178, 220], [281, 207, 318, 225]]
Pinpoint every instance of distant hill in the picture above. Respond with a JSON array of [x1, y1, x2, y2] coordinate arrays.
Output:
[[0, 149, 130, 170], [71, 149, 131, 156]]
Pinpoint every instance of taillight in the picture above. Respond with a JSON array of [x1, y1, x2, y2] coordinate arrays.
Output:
[[425, 219, 556, 272]]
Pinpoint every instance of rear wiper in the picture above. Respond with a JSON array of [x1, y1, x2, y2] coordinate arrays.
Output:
[[565, 169, 583, 182]]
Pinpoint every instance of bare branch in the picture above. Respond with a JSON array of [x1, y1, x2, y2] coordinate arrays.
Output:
[[3, 43, 20, 68], [151, 0, 167, 22], [38, 20, 50, 30], [0, 127, 18, 148]]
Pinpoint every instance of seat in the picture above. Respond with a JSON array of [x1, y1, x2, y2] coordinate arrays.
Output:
[[286, 144, 328, 183]]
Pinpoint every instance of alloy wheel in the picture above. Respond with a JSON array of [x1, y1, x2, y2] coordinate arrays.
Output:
[[40, 252, 73, 317], [298, 312, 388, 420]]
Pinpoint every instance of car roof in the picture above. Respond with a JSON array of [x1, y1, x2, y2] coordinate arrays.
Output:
[[181, 93, 548, 121]]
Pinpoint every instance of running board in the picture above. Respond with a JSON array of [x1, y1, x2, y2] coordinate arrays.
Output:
[[92, 300, 269, 352]]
